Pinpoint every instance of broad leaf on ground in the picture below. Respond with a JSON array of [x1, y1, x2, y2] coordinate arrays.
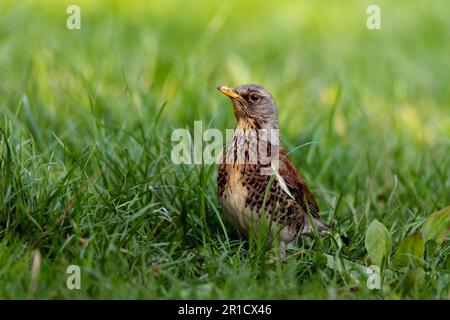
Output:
[[422, 206, 450, 245], [400, 268, 426, 296], [365, 219, 392, 267], [393, 232, 424, 268]]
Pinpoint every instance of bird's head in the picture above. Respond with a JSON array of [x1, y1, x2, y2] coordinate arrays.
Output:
[[218, 84, 278, 129]]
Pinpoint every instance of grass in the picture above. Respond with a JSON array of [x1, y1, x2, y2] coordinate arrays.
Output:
[[0, 0, 449, 299]]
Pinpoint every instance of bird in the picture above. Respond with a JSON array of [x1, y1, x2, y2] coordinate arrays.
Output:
[[216, 84, 329, 258]]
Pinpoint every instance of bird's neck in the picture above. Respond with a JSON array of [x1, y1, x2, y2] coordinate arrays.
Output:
[[236, 118, 278, 131], [225, 119, 280, 167], [234, 119, 279, 146]]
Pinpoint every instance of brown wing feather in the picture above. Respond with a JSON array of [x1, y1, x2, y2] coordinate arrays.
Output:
[[278, 147, 320, 219]]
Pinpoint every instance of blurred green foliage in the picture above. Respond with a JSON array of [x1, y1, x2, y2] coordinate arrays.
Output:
[[0, 0, 448, 299]]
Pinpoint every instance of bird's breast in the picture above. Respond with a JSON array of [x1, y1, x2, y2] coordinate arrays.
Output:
[[219, 165, 255, 235]]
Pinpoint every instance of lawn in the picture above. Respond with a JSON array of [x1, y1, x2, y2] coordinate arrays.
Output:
[[0, 0, 449, 299]]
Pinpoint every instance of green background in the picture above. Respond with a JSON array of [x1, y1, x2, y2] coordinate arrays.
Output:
[[0, 0, 449, 298]]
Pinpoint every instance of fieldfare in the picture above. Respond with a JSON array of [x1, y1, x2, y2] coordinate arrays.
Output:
[[217, 84, 329, 258]]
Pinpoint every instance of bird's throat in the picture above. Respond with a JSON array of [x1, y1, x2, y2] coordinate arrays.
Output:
[[226, 120, 280, 167]]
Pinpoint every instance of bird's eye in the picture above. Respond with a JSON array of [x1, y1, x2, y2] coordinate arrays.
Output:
[[249, 93, 260, 103]]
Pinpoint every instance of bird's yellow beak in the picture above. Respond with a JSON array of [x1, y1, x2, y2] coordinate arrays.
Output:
[[217, 86, 244, 103]]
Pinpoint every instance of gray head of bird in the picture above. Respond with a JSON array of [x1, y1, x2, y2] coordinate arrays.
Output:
[[218, 84, 279, 130]]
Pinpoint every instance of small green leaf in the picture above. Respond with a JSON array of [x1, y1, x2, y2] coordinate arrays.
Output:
[[365, 219, 392, 267], [313, 252, 327, 267], [422, 206, 450, 245], [424, 240, 437, 259], [400, 268, 425, 296], [324, 254, 370, 284], [393, 232, 425, 268]]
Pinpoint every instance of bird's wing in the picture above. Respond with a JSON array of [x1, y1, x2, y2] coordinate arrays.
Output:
[[277, 147, 320, 219]]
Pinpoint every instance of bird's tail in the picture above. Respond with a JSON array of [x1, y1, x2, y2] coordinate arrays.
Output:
[[302, 216, 351, 245], [302, 216, 330, 236]]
